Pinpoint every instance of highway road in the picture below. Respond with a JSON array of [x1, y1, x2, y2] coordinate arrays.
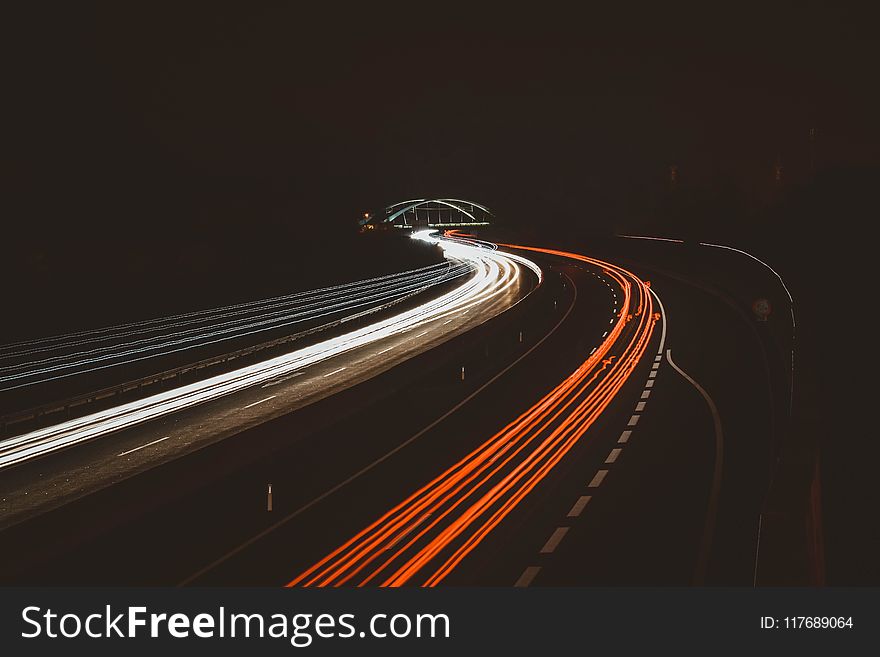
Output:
[[288, 246, 657, 587], [0, 234, 540, 531], [445, 244, 774, 587], [281, 242, 771, 588], [0, 235, 775, 587], [0, 260, 476, 395]]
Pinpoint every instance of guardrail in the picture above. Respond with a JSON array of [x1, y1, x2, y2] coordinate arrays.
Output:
[[1, 283, 431, 435]]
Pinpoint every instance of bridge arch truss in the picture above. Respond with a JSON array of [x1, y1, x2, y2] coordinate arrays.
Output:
[[362, 198, 494, 229]]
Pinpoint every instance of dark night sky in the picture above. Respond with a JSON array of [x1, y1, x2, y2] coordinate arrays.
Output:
[[6, 1, 878, 246]]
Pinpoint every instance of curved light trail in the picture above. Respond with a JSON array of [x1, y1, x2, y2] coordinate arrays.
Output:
[[0, 235, 541, 470], [1, 262, 459, 355], [0, 262, 477, 391], [288, 245, 657, 587]]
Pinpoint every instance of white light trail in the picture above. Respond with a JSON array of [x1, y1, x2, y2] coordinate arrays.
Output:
[[1, 261, 457, 355], [0, 262, 475, 390], [0, 238, 541, 470]]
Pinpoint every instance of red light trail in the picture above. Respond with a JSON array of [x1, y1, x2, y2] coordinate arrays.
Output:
[[288, 245, 657, 587]]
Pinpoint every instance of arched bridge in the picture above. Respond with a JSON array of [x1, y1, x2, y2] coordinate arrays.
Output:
[[360, 199, 493, 229]]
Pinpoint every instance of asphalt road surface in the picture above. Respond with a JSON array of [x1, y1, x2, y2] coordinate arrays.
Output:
[[0, 237, 539, 530], [0, 237, 774, 587]]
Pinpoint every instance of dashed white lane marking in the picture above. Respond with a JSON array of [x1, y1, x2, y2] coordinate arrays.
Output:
[[609, 318, 614, 324], [540, 527, 570, 554], [567, 496, 592, 517], [184, 275, 585, 589], [605, 448, 622, 464], [243, 395, 275, 409], [323, 367, 347, 378], [588, 470, 608, 488], [504, 277, 666, 585], [515, 566, 542, 587], [376, 346, 394, 355], [442, 319, 453, 325], [118, 436, 170, 457], [414, 331, 429, 338], [516, 282, 665, 584]]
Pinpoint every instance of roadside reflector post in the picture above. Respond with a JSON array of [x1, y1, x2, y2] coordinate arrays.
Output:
[[267, 484, 273, 512], [461, 366, 465, 381]]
